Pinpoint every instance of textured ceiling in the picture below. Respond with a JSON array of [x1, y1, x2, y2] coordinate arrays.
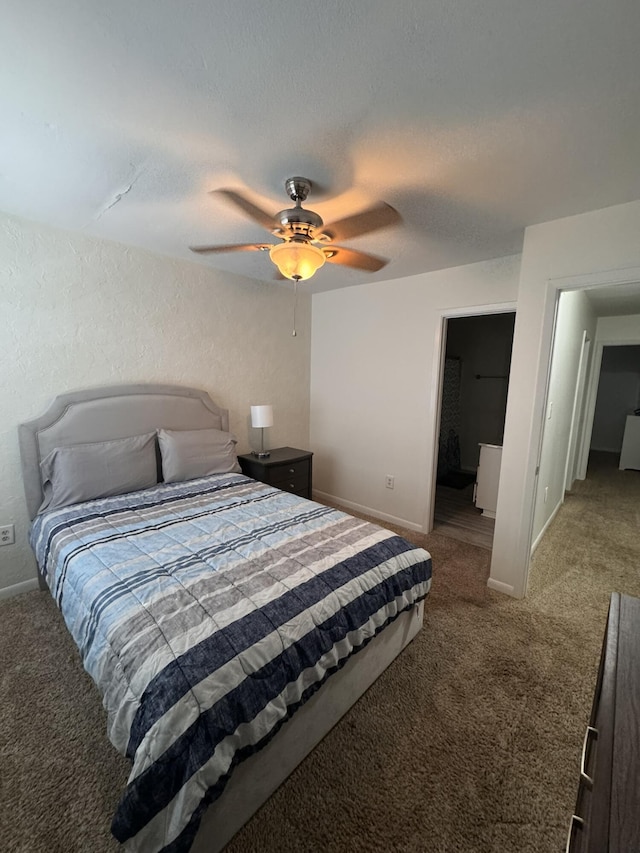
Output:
[[2, 0, 639, 292]]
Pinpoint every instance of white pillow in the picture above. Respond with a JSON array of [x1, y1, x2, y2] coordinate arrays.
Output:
[[158, 428, 241, 483], [39, 432, 158, 513]]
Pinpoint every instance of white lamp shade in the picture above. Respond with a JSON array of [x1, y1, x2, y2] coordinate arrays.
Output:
[[269, 241, 326, 281], [251, 405, 274, 428]]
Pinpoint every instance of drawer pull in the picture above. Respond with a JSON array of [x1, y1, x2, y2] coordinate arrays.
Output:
[[565, 815, 584, 853], [580, 725, 598, 789], [288, 467, 295, 474]]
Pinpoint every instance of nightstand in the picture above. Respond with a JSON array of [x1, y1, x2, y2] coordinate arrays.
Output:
[[237, 447, 313, 499]]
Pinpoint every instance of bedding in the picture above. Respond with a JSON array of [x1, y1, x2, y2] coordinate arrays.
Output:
[[38, 432, 158, 513], [30, 472, 431, 853], [158, 427, 241, 482]]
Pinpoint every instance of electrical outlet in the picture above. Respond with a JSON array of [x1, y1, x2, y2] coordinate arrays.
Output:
[[544, 487, 548, 504], [385, 475, 395, 489], [0, 524, 15, 546]]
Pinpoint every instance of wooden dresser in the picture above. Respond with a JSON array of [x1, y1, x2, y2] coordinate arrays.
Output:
[[567, 592, 640, 852]]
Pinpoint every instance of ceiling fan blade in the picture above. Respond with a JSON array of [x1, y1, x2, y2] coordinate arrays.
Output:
[[212, 189, 275, 231], [322, 202, 400, 242], [189, 242, 272, 255], [323, 246, 388, 272]]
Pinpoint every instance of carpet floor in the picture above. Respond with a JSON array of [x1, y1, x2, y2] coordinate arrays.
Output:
[[1, 452, 638, 852]]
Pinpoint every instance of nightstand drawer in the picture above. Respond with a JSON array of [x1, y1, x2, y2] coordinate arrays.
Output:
[[237, 447, 313, 500], [269, 460, 309, 485], [272, 471, 309, 495]]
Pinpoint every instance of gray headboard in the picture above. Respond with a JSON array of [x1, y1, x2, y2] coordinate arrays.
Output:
[[18, 383, 230, 520]]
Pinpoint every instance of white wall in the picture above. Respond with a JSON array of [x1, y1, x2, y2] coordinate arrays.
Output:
[[0, 212, 311, 593], [311, 199, 640, 600], [492, 199, 640, 597], [530, 289, 597, 547], [596, 314, 640, 343], [310, 254, 521, 531]]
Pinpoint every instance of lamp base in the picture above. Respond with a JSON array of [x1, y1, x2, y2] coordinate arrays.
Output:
[[252, 450, 270, 458]]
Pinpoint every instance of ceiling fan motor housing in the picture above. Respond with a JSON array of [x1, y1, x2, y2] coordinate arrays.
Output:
[[275, 179, 324, 239], [285, 177, 311, 202], [275, 206, 324, 239]]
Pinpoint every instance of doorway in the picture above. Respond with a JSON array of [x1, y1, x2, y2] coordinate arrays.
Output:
[[432, 312, 515, 549], [526, 282, 640, 590], [590, 345, 640, 462]]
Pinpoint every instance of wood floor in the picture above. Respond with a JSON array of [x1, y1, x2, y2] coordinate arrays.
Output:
[[432, 482, 495, 549]]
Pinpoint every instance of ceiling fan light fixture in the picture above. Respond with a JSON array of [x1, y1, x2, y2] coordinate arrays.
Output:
[[269, 240, 326, 281]]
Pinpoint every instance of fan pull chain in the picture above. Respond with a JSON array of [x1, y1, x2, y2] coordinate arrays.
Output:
[[292, 278, 298, 337]]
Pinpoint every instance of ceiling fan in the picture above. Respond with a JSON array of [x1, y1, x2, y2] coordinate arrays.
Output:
[[189, 177, 400, 282]]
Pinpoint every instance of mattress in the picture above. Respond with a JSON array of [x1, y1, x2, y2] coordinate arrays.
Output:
[[30, 473, 432, 852]]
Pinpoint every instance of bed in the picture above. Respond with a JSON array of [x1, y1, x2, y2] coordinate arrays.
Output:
[[19, 384, 432, 853]]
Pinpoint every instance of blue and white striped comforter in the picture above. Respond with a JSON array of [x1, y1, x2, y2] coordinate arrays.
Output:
[[30, 473, 432, 852]]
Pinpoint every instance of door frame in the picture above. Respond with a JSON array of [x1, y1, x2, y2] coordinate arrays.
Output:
[[424, 302, 517, 534]]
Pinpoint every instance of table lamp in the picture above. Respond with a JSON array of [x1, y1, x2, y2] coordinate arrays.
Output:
[[250, 405, 273, 458]]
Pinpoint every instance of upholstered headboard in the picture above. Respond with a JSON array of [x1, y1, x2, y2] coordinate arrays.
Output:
[[18, 384, 230, 520]]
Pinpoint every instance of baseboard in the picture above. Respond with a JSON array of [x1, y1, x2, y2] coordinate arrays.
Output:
[[312, 490, 422, 533], [530, 498, 562, 555], [0, 577, 40, 600], [486, 578, 517, 597]]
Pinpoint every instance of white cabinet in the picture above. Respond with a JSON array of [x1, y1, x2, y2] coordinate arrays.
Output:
[[619, 415, 640, 471], [474, 443, 502, 518]]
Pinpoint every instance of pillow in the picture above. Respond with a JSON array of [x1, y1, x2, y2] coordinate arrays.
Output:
[[158, 427, 241, 483], [39, 432, 158, 513]]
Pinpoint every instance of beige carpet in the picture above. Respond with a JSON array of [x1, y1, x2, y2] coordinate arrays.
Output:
[[1, 452, 638, 852]]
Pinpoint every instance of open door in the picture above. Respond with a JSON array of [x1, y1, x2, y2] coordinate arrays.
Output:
[[565, 332, 591, 491]]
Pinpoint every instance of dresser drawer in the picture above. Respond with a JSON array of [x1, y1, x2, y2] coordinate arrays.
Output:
[[567, 593, 640, 852]]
